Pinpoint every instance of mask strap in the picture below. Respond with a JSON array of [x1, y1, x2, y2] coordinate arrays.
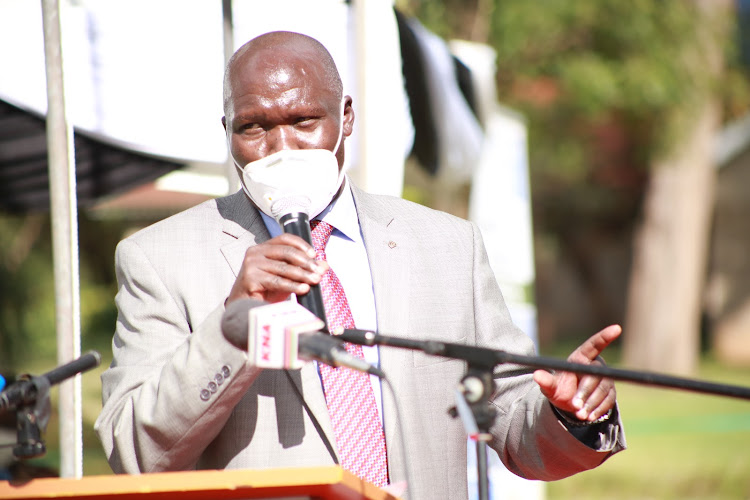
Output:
[[225, 130, 242, 169]]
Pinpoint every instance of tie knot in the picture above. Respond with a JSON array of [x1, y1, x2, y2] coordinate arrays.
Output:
[[310, 220, 334, 253]]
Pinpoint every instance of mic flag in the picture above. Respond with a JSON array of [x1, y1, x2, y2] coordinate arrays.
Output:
[[247, 300, 326, 370]]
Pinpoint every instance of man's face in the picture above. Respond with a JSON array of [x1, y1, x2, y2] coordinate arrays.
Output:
[[223, 50, 353, 171]]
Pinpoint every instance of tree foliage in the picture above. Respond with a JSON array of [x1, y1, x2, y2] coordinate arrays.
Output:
[[398, 0, 750, 338], [0, 215, 56, 368], [401, 0, 750, 211], [0, 213, 125, 372]]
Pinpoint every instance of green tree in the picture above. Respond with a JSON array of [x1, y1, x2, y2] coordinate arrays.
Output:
[[0, 214, 56, 369], [0, 212, 126, 373], [398, 0, 748, 373]]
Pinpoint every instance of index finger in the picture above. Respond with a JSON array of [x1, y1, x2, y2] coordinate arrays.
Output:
[[573, 324, 622, 363], [267, 233, 317, 258]]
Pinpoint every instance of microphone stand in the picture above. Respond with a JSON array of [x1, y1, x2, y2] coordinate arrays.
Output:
[[340, 329, 750, 500], [0, 351, 101, 459], [11, 375, 51, 460], [449, 364, 496, 500]]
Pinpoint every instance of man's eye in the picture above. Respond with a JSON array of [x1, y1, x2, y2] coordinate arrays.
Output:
[[240, 123, 262, 133], [295, 117, 316, 127]]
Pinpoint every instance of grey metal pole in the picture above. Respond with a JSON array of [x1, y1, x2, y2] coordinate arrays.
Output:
[[353, 0, 369, 191], [41, 0, 83, 478], [222, 0, 236, 194]]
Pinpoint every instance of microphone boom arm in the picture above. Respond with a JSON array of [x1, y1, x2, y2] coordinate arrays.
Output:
[[340, 328, 750, 500], [342, 329, 750, 401]]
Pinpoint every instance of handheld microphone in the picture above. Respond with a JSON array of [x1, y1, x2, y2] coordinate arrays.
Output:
[[222, 298, 384, 378], [271, 198, 328, 330]]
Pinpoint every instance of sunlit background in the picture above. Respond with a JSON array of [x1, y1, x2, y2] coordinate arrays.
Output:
[[1, 0, 749, 498]]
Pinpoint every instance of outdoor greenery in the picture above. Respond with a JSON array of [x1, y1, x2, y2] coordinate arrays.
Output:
[[397, 0, 750, 341], [0, 213, 128, 373], [543, 348, 750, 499]]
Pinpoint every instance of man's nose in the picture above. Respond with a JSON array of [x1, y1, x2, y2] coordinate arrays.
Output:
[[266, 126, 295, 154]]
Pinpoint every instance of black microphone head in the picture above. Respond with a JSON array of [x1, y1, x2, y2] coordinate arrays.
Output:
[[221, 298, 269, 350]]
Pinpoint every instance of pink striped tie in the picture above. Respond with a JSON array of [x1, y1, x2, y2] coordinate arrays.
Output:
[[310, 220, 388, 487]]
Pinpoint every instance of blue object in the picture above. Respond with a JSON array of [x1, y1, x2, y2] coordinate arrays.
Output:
[[0, 375, 5, 392]]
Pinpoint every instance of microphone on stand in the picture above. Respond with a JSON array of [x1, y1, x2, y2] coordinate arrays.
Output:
[[271, 197, 328, 330], [0, 351, 102, 412], [0, 351, 102, 459], [221, 298, 383, 377]]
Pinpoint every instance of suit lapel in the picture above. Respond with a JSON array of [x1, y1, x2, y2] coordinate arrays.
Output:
[[352, 185, 412, 474], [297, 363, 336, 455], [217, 192, 271, 277], [351, 185, 411, 338]]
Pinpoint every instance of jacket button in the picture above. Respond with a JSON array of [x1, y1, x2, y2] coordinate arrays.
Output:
[[208, 381, 218, 393], [215, 373, 224, 385], [200, 389, 211, 401], [221, 365, 231, 379]]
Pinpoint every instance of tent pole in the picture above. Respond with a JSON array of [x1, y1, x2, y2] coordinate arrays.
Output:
[[41, 0, 83, 478], [222, 0, 236, 194], [353, 0, 370, 191]]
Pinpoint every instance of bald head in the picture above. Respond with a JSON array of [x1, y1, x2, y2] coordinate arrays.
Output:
[[223, 31, 343, 117], [221, 30, 355, 173]]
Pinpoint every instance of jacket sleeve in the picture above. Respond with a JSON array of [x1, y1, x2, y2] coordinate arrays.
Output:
[[468, 221, 626, 480], [94, 237, 260, 473]]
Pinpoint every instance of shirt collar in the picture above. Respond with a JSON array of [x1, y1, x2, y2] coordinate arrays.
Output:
[[259, 177, 360, 243]]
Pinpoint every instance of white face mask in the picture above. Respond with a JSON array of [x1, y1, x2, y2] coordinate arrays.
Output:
[[229, 100, 347, 222]]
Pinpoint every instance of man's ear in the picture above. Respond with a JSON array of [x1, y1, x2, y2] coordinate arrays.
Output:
[[221, 116, 227, 131], [342, 96, 355, 137]]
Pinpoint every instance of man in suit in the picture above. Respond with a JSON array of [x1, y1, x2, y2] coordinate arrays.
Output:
[[95, 31, 626, 499]]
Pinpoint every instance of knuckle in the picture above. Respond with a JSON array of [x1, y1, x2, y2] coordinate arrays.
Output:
[[268, 275, 283, 289], [273, 260, 300, 277]]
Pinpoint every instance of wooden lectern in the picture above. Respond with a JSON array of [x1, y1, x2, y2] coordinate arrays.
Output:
[[0, 466, 401, 500]]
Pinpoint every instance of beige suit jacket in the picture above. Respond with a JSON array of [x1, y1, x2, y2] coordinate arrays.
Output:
[[95, 184, 625, 499]]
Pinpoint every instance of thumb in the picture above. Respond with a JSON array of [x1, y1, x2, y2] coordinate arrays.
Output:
[[533, 369, 556, 397]]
